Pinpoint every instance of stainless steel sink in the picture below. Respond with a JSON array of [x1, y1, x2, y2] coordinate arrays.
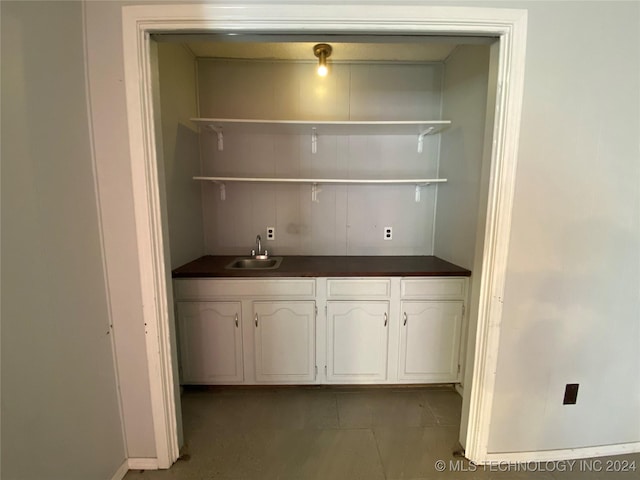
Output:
[[225, 257, 283, 270]]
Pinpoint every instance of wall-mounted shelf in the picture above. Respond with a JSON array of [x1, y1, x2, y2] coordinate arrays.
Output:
[[191, 118, 451, 153], [194, 176, 447, 202]]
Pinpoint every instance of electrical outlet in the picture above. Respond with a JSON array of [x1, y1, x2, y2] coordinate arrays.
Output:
[[266, 227, 275, 240], [384, 227, 393, 240], [563, 384, 579, 404]]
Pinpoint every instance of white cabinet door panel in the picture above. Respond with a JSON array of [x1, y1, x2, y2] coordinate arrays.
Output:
[[399, 301, 462, 381], [327, 301, 389, 382], [253, 301, 316, 383], [177, 302, 243, 383]]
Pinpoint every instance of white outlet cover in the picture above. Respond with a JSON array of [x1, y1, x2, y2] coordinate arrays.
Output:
[[267, 227, 275, 240], [384, 227, 392, 240]]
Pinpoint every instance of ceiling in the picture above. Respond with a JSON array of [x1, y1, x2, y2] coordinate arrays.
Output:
[[154, 34, 495, 62], [185, 41, 457, 62]]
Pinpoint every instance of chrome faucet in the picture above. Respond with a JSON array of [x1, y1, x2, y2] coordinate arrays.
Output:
[[253, 234, 268, 259]]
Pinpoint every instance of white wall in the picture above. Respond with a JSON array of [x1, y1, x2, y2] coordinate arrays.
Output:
[[0, 1, 126, 478], [197, 59, 443, 256], [487, 0, 640, 452], [157, 44, 204, 269], [434, 45, 490, 270], [85, 0, 640, 462]]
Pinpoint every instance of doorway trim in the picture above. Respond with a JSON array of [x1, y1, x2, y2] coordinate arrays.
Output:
[[121, 3, 527, 468]]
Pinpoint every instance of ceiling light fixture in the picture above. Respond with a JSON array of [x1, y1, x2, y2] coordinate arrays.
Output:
[[313, 43, 332, 77]]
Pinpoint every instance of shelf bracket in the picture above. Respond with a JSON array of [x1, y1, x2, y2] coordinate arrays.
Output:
[[209, 181, 226, 201], [311, 183, 321, 203], [417, 127, 435, 153], [414, 182, 432, 202], [208, 125, 224, 151], [311, 127, 318, 154]]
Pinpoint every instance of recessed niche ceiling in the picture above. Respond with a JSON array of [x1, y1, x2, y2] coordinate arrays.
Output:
[[185, 41, 458, 62], [154, 33, 494, 62]]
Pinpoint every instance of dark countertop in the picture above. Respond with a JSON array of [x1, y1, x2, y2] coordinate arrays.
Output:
[[172, 255, 471, 278]]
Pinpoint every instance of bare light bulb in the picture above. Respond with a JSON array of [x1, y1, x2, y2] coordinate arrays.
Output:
[[313, 44, 332, 78]]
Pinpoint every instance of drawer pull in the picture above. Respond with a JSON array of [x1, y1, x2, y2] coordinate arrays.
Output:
[[235, 313, 239, 328], [384, 312, 388, 327], [403, 312, 408, 326], [254, 313, 258, 327]]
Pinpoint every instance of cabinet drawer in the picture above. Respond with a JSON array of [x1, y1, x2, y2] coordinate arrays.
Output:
[[174, 278, 316, 300], [400, 277, 467, 300], [327, 278, 391, 299]]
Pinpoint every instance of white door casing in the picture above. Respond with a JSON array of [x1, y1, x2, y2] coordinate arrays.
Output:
[[120, 3, 527, 467]]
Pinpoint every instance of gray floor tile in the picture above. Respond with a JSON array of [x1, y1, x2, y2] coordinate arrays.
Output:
[[421, 388, 463, 426], [124, 452, 237, 480], [125, 387, 638, 480], [169, 427, 385, 480], [336, 389, 438, 428], [487, 471, 555, 480], [278, 428, 386, 480], [374, 425, 465, 478], [182, 388, 339, 432]]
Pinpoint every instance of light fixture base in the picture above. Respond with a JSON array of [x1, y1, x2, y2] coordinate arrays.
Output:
[[313, 43, 332, 59]]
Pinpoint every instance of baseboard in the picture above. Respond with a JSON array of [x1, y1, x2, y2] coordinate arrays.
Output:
[[128, 458, 159, 470], [479, 441, 640, 464], [455, 383, 464, 396], [110, 460, 129, 480]]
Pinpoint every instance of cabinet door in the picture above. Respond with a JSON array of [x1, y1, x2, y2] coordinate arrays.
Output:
[[253, 301, 316, 383], [177, 302, 243, 384], [399, 301, 462, 382], [327, 301, 389, 383]]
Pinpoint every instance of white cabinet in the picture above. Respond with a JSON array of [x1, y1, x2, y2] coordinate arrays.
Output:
[[326, 301, 389, 383], [176, 301, 243, 384], [399, 301, 463, 382], [253, 301, 316, 383], [173, 276, 467, 385], [397, 278, 467, 383], [173, 278, 316, 385]]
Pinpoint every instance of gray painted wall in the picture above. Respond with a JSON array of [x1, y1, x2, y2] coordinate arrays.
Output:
[[84, 0, 640, 463], [0, 1, 126, 478], [84, 0, 157, 459], [197, 59, 443, 256]]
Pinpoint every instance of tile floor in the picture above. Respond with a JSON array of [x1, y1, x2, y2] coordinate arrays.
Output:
[[124, 386, 639, 480]]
